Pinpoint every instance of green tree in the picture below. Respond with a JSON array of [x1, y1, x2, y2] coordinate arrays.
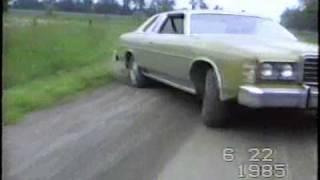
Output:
[[281, 0, 318, 31], [12, 0, 45, 10], [43, 0, 56, 16], [94, 0, 121, 14], [213, 5, 223, 10], [83, 0, 93, 12], [132, 0, 145, 11], [190, 0, 208, 10], [150, 0, 175, 13], [122, 0, 131, 14]]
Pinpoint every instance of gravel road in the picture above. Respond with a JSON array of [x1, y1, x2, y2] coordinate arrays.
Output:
[[3, 74, 317, 180]]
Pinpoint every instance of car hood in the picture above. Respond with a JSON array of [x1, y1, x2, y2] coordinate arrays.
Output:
[[194, 34, 318, 61]]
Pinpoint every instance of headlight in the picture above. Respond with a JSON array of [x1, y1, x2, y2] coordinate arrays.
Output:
[[260, 63, 273, 77], [280, 64, 293, 78], [260, 63, 278, 80], [258, 62, 298, 81]]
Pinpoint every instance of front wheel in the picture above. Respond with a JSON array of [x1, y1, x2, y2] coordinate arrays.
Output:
[[201, 69, 229, 127]]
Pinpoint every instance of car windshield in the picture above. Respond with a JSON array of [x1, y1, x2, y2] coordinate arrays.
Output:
[[190, 14, 296, 40]]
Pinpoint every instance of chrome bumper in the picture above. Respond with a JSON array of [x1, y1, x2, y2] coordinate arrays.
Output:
[[238, 85, 318, 108]]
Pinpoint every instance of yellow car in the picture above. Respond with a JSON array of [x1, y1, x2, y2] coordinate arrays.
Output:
[[116, 10, 318, 127]]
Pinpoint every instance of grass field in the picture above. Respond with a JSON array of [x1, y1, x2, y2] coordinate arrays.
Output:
[[3, 10, 318, 125], [3, 10, 143, 124]]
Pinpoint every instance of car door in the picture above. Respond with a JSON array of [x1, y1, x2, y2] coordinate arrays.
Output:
[[135, 14, 166, 69], [130, 15, 161, 68], [142, 13, 193, 83]]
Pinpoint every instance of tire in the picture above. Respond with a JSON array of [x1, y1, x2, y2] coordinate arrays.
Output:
[[127, 56, 147, 88], [201, 69, 229, 127]]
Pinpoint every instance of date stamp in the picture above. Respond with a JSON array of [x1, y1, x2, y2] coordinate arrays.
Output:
[[223, 147, 288, 178]]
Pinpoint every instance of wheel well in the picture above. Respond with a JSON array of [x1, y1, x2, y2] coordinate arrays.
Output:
[[124, 51, 133, 68], [190, 61, 213, 97]]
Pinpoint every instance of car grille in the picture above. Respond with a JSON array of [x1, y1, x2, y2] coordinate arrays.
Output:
[[303, 54, 318, 87]]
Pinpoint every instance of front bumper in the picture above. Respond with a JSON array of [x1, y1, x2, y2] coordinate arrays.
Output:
[[238, 85, 318, 108]]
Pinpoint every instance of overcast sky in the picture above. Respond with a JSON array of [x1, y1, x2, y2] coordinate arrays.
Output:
[[174, 0, 299, 22], [84, 0, 299, 22], [111, 0, 299, 22]]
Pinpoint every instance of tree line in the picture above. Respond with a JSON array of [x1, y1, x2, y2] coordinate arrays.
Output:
[[5, 0, 317, 32], [6, 0, 178, 15], [280, 0, 318, 31], [4, 0, 217, 15]]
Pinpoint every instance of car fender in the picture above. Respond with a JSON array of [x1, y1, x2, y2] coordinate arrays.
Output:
[[189, 57, 226, 101]]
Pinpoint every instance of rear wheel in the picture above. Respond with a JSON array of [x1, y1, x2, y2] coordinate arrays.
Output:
[[201, 69, 229, 127], [128, 56, 148, 88]]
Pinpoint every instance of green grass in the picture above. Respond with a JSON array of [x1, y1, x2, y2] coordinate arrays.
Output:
[[4, 10, 317, 125], [3, 10, 143, 125]]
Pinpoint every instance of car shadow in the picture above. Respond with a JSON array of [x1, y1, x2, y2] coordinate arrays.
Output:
[[229, 107, 317, 132], [153, 82, 317, 133]]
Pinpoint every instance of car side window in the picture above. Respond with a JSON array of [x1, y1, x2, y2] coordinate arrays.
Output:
[[143, 16, 159, 32], [151, 15, 166, 33], [172, 17, 184, 34], [159, 14, 184, 34]]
